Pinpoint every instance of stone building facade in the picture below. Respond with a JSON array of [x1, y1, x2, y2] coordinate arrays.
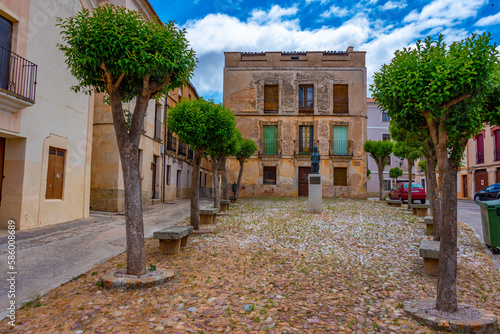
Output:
[[223, 48, 367, 198]]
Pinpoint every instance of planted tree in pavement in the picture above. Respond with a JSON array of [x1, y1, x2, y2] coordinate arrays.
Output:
[[363, 140, 393, 201], [58, 5, 196, 276]]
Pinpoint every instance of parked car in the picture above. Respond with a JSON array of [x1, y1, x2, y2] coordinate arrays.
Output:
[[474, 183, 500, 204], [389, 182, 426, 204]]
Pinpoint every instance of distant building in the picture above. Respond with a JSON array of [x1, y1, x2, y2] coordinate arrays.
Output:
[[366, 98, 409, 197], [223, 48, 367, 198], [467, 125, 500, 197]]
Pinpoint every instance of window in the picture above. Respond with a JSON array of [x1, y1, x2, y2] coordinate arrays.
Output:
[[178, 141, 186, 156], [0, 16, 12, 91], [383, 180, 392, 191], [494, 130, 500, 162], [299, 85, 314, 113], [167, 130, 177, 152], [382, 133, 390, 141], [263, 166, 277, 185], [334, 167, 347, 186], [476, 133, 484, 164], [386, 155, 391, 166], [154, 104, 162, 140], [333, 84, 348, 113], [333, 126, 348, 155], [299, 126, 314, 154], [205, 172, 207, 187], [264, 85, 279, 112], [382, 112, 390, 122], [166, 165, 171, 185], [138, 149, 143, 177], [199, 171, 203, 187], [45, 148, 65, 199], [263, 125, 278, 155]]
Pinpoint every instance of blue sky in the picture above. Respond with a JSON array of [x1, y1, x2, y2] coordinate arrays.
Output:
[[150, 0, 500, 103]]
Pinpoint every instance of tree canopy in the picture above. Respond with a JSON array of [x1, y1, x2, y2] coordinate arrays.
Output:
[[389, 167, 403, 181], [364, 140, 393, 200]]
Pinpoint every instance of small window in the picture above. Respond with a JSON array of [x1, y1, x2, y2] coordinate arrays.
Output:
[[386, 155, 391, 165], [263, 166, 277, 185], [264, 85, 279, 112], [334, 167, 347, 186], [166, 165, 171, 185], [299, 85, 314, 113], [382, 133, 390, 141], [46, 147, 65, 199], [383, 180, 392, 191], [333, 84, 348, 113], [382, 112, 390, 122], [205, 172, 207, 187], [199, 171, 203, 187]]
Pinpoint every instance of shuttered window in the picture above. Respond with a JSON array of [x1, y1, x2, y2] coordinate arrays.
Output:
[[333, 126, 348, 156], [263, 166, 277, 185], [263, 125, 278, 155], [494, 130, 500, 161], [299, 85, 314, 113], [333, 84, 348, 113], [45, 148, 65, 199], [334, 167, 347, 186], [264, 85, 279, 112], [299, 126, 314, 154]]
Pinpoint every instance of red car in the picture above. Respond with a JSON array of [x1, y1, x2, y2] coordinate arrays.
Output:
[[389, 182, 426, 204]]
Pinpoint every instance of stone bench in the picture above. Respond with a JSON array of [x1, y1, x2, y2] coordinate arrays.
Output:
[[419, 240, 440, 276], [199, 208, 219, 224], [386, 199, 402, 207], [412, 204, 429, 217], [424, 216, 434, 235], [154, 226, 194, 255], [220, 199, 231, 212]]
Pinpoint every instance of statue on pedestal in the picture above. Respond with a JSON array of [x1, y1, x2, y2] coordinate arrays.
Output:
[[310, 146, 320, 174]]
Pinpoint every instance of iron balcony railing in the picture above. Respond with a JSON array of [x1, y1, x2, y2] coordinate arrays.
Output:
[[495, 150, 500, 162], [330, 139, 353, 156], [166, 134, 177, 152], [477, 152, 484, 164], [260, 140, 281, 156], [188, 148, 194, 160], [293, 140, 319, 155], [178, 141, 187, 156], [0, 46, 37, 102]]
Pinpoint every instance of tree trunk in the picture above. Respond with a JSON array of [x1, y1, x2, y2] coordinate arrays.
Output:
[[211, 158, 221, 210], [408, 160, 414, 209], [435, 156, 458, 312], [220, 155, 229, 200], [190, 149, 203, 230], [109, 91, 148, 276], [424, 143, 440, 241], [377, 161, 385, 201], [236, 157, 245, 199]]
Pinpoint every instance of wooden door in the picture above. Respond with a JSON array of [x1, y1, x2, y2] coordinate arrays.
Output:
[[462, 175, 468, 198], [475, 171, 488, 193], [176, 170, 181, 198], [298, 167, 310, 197], [0, 137, 4, 205]]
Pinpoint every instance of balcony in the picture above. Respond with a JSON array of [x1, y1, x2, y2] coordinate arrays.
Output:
[[495, 150, 500, 162], [330, 139, 353, 156], [293, 140, 319, 156], [178, 141, 187, 157], [188, 148, 194, 160], [476, 152, 484, 164], [166, 134, 177, 153], [0, 46, 37, 113], [259, 140, 281, 157]]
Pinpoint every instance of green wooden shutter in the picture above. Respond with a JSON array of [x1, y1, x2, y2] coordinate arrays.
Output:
[[263, 126, 277, 155], [333, 126, 348, 155]]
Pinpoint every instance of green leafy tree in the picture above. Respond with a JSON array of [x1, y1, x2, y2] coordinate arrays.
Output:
[[167, 99, 236, 229], [363, 140, 393, 201], [392, 141, 423, 208], [234, 137, 258, 199], [57, 5, 196, 276], [418, 160, 426, 173], [372, 33, 499, 312], [367, 169, 371, 178], [389, 167, 403, 184]]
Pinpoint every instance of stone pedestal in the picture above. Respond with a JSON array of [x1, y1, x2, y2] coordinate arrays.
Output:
[[308, 174, 322, 214]]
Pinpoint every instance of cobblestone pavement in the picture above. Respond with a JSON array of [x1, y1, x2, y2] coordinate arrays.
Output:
[[0, 198, 211, 321]]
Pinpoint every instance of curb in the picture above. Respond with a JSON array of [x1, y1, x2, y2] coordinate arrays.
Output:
[[458, 221, 500, 273]]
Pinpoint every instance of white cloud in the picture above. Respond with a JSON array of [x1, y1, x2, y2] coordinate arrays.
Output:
[[475, 12, 500, 26], [403, 0, 488, 24], [305, 0, 329, 5], [381, 1, 407, 10], [249, 5, 298, 24], [320, 5, 350, 18]]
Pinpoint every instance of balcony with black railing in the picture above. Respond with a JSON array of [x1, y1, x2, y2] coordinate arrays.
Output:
[[293, 140, 319, 156], [166, 133, 177, 153], [495, 150, 500, 162], [477, 152, 484, 164], [0, 46, 37, 113], [259, 139, 281, 156], [188, 148, 194, 160], [178, 141, 187, 157]]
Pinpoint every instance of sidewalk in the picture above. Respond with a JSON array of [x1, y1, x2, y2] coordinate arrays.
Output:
[[0, 198, 211, 321]]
